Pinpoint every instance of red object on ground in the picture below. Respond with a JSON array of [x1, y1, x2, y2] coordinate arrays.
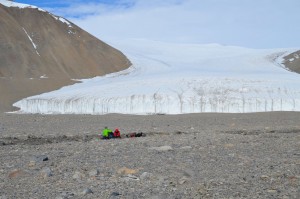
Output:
[[113, 129, 121, 138]]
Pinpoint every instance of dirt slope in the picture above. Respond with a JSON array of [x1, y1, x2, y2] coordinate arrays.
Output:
[[283, 50, 300, 74]]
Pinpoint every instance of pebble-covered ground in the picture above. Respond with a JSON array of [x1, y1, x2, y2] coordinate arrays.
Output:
[[0, 112, 299, 199]]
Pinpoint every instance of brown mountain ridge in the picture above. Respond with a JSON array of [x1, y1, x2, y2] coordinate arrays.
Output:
[[0, 1, 131, 112]]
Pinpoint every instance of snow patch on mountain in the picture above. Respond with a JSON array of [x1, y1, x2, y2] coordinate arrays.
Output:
[[0, 0, 45, 11], [22, 27, 40, 56], [13, 39, 300, 114], [51, 15, 73, 28]]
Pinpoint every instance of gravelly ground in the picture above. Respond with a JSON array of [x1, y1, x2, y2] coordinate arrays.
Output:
[[0, 112, 299, 199]]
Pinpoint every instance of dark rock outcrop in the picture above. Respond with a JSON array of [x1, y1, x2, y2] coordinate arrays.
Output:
[[283, 50, 300, 74]]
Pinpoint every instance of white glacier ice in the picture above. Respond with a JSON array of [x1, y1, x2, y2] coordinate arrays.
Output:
[[13, 39, 300, 114]]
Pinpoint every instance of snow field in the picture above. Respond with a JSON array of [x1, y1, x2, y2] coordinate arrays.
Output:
[[13, 39, 300, 114]]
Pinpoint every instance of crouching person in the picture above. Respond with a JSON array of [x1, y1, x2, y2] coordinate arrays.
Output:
[[101, 126, 113, 139], [113, 128, 121, 138]]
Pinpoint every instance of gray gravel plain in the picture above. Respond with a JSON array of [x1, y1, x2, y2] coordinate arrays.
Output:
[[0, 112, 299, 199]]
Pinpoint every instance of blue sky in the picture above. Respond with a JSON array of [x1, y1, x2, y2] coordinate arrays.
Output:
[[16, 0, 134, 16], [14, 0, 116, 8], [15, 0, 300, 49]]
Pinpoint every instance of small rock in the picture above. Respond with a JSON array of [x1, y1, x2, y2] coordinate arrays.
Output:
[[89, 169, 99, 177], [72, 171, 85, 180], [260, 175, 269, 180], [150, 146, 173, 152], [197, 183, 208, 195], [80, 188, 93, 195], [31, 155, 49, 165], [140, 172, 151, 181], [110, 192, 121, 196], [117, 167, 138, 175], [124, 174, 140, 181], [40, 167, 52, 178], [28, 161, 36, 167], [56, 191, 74, 199], [267, 189, 277, 193], [8, 169, 25, 178], [180, 146, 192, 150], [35, 155, 49, 162], [178, 177, 188, 185], [63, 192, 74, 197], [109, 192, 121, 199]]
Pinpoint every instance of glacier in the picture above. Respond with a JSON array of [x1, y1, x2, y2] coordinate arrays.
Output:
[[13, 39, 300, 114]]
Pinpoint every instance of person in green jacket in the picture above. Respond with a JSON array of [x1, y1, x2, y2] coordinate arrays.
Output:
[[102, 126, 113, 139]]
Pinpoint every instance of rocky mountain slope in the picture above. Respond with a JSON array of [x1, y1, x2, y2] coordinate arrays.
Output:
[[0, 1, 131, 112], [283, 50, 300, 73]]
